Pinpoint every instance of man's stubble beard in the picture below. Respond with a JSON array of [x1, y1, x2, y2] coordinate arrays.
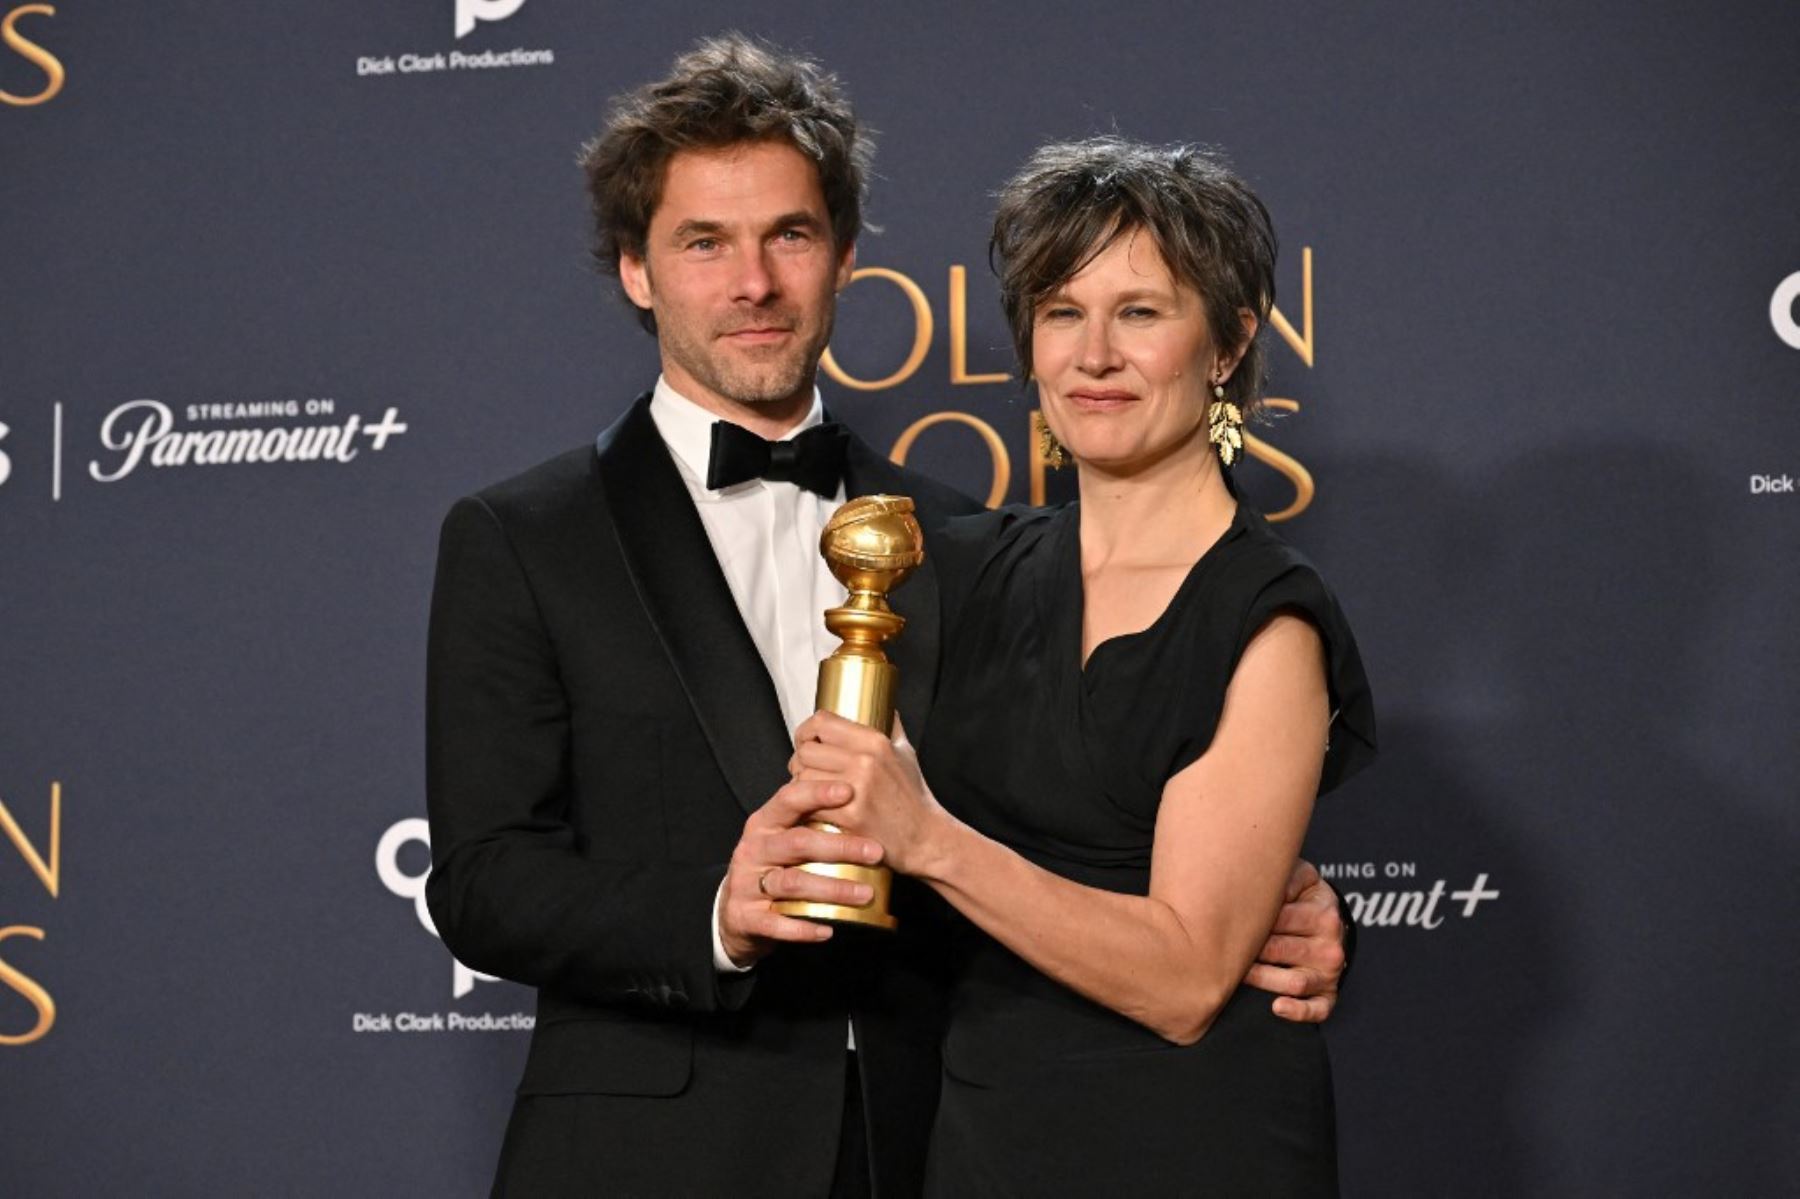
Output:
[[660, 307, 837, 409]]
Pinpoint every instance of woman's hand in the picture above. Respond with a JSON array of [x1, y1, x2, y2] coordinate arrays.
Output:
[[790, 711, 954, 878]]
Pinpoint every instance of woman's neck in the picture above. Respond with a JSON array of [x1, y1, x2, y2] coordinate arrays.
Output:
[[1075, 440, 1237, 570]]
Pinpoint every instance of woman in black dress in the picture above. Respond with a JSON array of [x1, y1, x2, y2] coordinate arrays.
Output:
[[796, 138, 1376, 1195]]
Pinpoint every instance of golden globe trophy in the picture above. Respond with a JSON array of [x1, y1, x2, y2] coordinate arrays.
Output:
[[772, 494, 924, 931]]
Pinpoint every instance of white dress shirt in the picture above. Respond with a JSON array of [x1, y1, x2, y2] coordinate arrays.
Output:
[[647, 378, 847, 976]]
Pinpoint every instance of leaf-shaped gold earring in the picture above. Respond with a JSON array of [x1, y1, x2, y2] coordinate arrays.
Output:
[[1038, 416, 1069, 468], [1206, 382, 1244, 468]]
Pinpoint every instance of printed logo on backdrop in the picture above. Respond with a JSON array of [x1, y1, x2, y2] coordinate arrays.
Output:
[[1771, 270, 1800, 351], [356, 0, 552, 79], [1749, 270, 1798, 498], [358, 817, 533, 1035], [456, 0, 525, 38], [0, 398, 410, 502], [1320, 860, 1500, 929], [0, 782, 62, 1047], [843, 251, 1323, 518], [90, 398, 409, 483], [0, 3, 64, 107]]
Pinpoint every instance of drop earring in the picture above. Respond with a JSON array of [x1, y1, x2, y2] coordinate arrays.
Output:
[[1206, 380, 1244, 467], [1037, 414, 1069, 468]]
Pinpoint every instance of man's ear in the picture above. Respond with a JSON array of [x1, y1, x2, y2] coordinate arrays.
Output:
[[835, 239, 857, 291], [619, 251, 653, 310]]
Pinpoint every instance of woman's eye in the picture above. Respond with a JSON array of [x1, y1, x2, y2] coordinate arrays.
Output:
[[1122, 306, 1158, 320]]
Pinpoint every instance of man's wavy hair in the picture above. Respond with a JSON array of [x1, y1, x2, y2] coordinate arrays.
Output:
[[990, 137, 1277, 417], [579, 34, 873, 333]]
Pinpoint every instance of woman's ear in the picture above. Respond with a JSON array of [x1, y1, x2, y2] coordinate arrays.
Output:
[[1214, 307, 1260, 384]]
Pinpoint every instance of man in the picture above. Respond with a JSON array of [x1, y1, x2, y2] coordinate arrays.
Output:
[[425, 34, 1351, 1197]]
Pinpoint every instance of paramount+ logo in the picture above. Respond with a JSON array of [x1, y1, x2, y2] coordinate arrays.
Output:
[[0, 3, 63, 107]]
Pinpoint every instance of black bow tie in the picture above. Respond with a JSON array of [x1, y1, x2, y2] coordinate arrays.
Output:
[[705, 420, 848, 498]]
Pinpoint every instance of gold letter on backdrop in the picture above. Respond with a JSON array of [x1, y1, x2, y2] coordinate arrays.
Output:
[[1267, 247, 1314, 367], [0, 926, 55, 1045], [0, 782, 59, 898], [0, 4, 64, 107], [1247, 399, 1315, 521], [822, 268, 933, 391], [948, 266, 1009, 385], [890, 412, 1011, 508]]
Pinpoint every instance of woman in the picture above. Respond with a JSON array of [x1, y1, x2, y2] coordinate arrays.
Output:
[[795, 137, 1376, 1194]]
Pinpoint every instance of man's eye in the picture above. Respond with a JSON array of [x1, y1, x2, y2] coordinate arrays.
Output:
[[775, 228, 810, 244], [688, 238, 720, 252]]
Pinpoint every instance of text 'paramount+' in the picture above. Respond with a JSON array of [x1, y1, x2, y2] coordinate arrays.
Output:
[[89, 399, 408, 482], [1319, 862, 1502, 929]]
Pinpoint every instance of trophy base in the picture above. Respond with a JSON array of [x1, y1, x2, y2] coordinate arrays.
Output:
[[772, 829, 898, 930], [770, 897, 898, 931]]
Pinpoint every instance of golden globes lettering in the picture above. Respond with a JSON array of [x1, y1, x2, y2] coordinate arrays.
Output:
[[0, 782, 61, 1046], [890, 412, 1011, 508], [0, 3, 63, 107], [821, 268, 935, 390], [833, 252, 1321, 518], [1250, 247, 1319, 520]]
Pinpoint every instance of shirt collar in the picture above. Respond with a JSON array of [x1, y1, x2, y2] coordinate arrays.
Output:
[[648, 375, 825, 495]]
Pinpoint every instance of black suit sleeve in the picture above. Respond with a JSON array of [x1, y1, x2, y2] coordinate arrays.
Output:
[[423, 495, 750, 1014]]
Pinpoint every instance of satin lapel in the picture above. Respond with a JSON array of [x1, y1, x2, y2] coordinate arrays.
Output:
[[595, 396, 792, 816], [841, 435, 942, 740]]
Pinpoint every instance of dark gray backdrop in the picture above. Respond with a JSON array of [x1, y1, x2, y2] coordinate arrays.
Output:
[[3, 1, 1796, 1194]]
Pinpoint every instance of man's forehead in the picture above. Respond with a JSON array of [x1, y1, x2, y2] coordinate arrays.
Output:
[[650, 140, 828, 231]]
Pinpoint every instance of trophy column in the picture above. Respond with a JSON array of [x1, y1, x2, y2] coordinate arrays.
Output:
[[772, 495, 924, 931]]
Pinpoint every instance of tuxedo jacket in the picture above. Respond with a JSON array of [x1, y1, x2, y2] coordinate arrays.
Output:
[[425, 394, 983, 1197]]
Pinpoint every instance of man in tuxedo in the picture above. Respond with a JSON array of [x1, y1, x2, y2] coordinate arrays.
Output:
[[425, 34, 1352, 1198]]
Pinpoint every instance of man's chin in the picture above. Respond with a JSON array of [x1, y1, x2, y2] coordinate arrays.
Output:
[[710, 366, 814, 408]]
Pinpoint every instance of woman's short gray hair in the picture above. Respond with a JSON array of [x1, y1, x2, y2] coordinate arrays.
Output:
[[990, 136, 1278, 415]]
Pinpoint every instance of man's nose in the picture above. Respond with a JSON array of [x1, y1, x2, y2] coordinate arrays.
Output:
[[730, 246, 777, 305]]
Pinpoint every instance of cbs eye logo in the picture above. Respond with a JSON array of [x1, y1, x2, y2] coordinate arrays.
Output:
[[1772, 271, 1800, 351], [376, 818, 498, 999], [1, 3, 63, 108]]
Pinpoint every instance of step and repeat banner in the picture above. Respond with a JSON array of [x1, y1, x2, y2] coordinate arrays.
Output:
[[3, 2, 1795, 1194]]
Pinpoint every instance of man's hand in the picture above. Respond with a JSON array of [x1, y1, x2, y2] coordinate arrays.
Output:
[[718, 778, 885, 968], [1245, 859, 1349, 1024]]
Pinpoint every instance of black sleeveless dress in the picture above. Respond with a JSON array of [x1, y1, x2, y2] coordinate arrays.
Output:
[[916, 501, 1377, 1198]]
